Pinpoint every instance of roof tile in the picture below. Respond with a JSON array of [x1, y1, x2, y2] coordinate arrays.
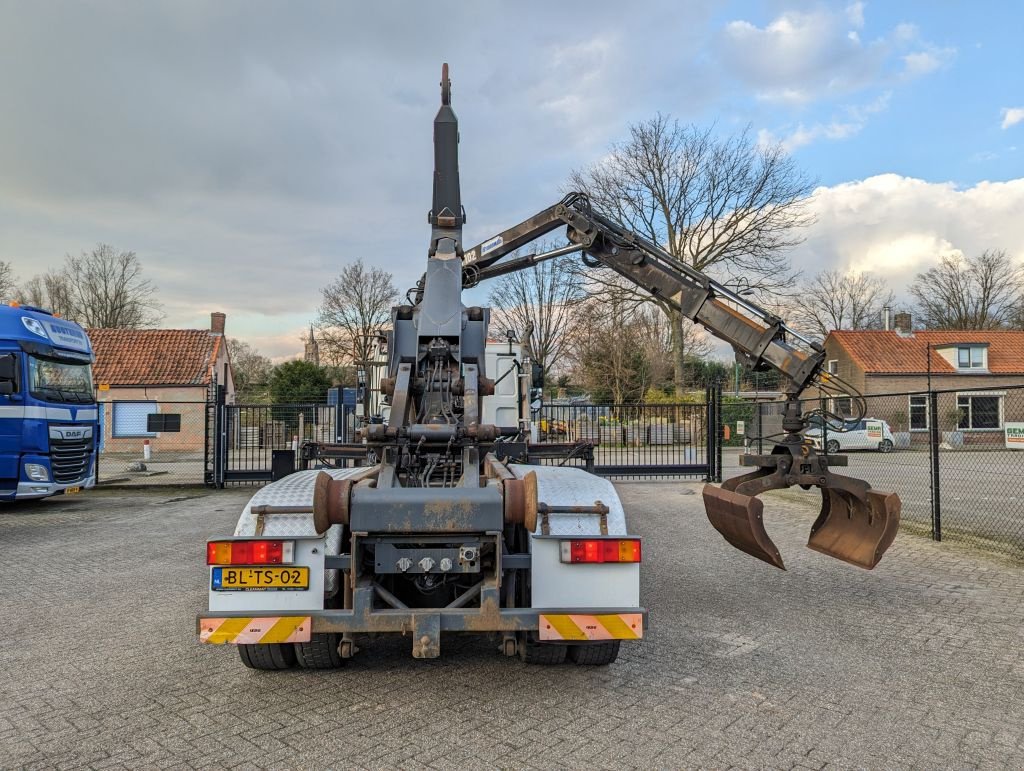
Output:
[[88, 328, 222, 386], [828, 330, 1024, 375]]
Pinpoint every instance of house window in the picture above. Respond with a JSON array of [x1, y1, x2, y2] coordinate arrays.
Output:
[[112, 401, 158, 437], [827, 359, 838, 375], [956, 346, 985, 369], [956, 394, 1001, 430], [831, 396, 852, 417], [909, 395, 928, 430]]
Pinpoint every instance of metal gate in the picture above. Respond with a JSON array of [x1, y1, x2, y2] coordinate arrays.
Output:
[[537, 385, 722, 479], [207, 385, 722, 486], [207, 389, 339, 486]]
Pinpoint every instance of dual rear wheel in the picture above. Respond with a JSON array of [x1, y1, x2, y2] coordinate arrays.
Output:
[[518, 634, 620, 666], [239, 634, 344, 671]]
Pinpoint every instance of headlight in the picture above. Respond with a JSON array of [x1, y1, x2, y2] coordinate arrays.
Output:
[[25, 463, 50, 482]]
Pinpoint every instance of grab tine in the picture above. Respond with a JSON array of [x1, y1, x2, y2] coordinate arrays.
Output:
[[702, 485, 786, 570], [807, 489, 902, 569]]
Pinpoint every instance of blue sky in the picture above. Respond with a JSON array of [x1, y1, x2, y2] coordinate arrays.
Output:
[[0, 1, 1021, 359]]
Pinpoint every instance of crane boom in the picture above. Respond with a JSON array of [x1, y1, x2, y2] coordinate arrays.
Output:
[[462, 193, 823, 396]]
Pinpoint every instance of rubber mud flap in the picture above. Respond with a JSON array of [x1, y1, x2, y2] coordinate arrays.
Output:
[[702, 484, 785, 570], [807, 489, 901, 569]]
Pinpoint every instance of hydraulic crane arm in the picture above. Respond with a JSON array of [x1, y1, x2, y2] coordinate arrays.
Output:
[[463, 192, 900, 571], [462, 193, 824, 396]]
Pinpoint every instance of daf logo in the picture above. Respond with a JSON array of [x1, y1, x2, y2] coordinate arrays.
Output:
[[49, 425, 93, 441]]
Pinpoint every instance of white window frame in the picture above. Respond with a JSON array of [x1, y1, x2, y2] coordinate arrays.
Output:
[[956, 345, 986, 370], [955, 391, 1004, 431], [827, 359, 839, 375], [830, 395, 853, 418], [908, 394, 929, 431]]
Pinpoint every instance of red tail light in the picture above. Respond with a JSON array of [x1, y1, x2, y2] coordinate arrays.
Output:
[[559, 539, 642, 564], [207, 540, 295, 565]]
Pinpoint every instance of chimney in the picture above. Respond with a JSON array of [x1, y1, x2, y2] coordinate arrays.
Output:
[[210, 312, 226, 335], [883, 305, 892, 331], [894, 311, 912, 336]]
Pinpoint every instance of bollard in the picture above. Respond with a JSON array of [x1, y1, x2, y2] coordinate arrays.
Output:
[[143, 439, 152, 461]]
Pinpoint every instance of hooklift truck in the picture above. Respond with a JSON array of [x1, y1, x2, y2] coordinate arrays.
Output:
[[198, 65, 900, 669]]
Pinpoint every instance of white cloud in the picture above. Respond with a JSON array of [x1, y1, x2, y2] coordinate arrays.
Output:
[[901, 47, 955, 78], [719, 6, 953, 104], [793, 175, 1024, 295], [1001, 107, 1024, 129], [766, 90, 892, 151]]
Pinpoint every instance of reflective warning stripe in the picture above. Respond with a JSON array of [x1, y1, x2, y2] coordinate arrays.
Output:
[[199, 617, 312, 645], [538, 613, 643, 641]]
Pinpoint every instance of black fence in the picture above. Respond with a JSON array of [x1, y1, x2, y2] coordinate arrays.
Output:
[[719, 384, 1024, 560], [210, 401, 344, 486], [537, 389, 720, 479]]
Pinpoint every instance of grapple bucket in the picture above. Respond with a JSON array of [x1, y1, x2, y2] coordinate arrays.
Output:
[[701, 440, 901, 570], [702, 485, 785, 569], [808, 488, 901, 569]]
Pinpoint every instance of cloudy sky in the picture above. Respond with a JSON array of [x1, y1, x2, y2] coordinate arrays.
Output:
[[1, 1, 1022, 360]]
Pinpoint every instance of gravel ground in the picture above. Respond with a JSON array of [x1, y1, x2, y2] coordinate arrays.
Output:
[[1, 483, 1022, 769]]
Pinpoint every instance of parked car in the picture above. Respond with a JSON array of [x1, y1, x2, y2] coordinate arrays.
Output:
[[806, 418, 896, 453]]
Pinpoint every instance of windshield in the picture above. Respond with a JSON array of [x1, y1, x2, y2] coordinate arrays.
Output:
[[28, 356, 94, 404]]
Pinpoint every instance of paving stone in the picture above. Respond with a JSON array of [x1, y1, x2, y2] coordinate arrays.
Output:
[[1, 484, 1022, 768]]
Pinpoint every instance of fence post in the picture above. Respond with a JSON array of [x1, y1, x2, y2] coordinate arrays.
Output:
[[214, 385, 226, 489], [714, 380, 723, 483], [704, 386, 713, 482], [928, 389, 942, 541]]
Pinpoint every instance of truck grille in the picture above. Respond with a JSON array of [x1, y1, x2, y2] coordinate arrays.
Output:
[[51, 438, 92, 484]]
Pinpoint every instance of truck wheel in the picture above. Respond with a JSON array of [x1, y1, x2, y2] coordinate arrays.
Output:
[[238, 643, 296, 671], [295, 634, 345, 669], [568, 641, 620, 665], [518, 634, 567, 665]]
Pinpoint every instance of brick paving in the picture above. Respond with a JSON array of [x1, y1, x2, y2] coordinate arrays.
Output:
[[1, 483, 1022, 769]]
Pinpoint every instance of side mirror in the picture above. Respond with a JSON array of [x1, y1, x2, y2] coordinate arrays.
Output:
[[0, 353, 15, 382], [0, 381, 12, 396]]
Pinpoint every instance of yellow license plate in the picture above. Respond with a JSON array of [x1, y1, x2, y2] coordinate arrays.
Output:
[[212, 566, 309, 591], [64, 486, 81, 495]]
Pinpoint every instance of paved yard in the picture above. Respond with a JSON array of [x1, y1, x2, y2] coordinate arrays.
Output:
[[1, 483, 1022, 769]]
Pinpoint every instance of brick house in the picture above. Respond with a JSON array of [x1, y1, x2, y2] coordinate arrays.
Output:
[[817, 315, 1024, 445], [89, 313, 235, 455]]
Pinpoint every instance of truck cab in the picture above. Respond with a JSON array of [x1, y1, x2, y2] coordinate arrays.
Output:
[[0, 304, 98, 500]]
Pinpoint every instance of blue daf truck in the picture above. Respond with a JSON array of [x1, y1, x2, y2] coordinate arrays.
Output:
[[0, 304, 97, 500]]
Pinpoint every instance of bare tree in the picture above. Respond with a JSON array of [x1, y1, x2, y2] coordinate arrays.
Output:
[[317, 259, 397, 367], [0, 261, 17, 300], [487, 247, 586, 378], [227, 338, 274, 403], [570, 116, 814, 395], [18, 270, 76, 317], [910, 250, 1024, 330], [49, 244, 162, 328], [795, 270, 896, 338], [569, 297, 657, 404]]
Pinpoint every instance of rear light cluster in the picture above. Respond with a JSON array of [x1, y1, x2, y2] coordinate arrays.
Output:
[[207, 540, 295, 565], [559, 539, 642, 564]]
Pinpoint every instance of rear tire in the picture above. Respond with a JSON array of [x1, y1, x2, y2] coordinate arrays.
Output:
[[879, 439, 894, 453], [568, 641, 620, 665], [295, 634, 345, 669], [518, 634, 567, 665], [826, 439, 841, 454], [238, 643, 296, 671]]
